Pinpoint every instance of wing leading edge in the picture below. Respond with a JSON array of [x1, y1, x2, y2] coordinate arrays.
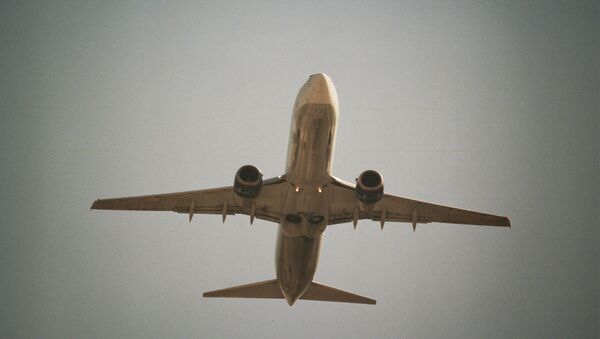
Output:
[[327, 177, 510, 229]]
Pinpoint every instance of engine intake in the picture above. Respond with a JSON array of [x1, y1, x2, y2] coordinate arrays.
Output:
[[356, 170, 384, 204], [234, 165, 263, 198]]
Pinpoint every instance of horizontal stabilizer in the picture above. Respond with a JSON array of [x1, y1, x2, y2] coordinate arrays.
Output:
[[302, 282, 376, 305], [203, 279, 283, 299], [203, 279, 375, 305]]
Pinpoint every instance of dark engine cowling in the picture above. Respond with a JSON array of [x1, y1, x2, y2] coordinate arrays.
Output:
[[234, 165, 263, 198], [356, 170, 384, 204]]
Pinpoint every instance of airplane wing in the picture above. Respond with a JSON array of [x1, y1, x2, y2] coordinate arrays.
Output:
[[91, 177, 287, 224], [327, 178, 510, 229]]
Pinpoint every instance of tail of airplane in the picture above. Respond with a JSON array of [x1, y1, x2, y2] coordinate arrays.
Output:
[[203, 279, 376, 305], [300, 281, 376, 304]]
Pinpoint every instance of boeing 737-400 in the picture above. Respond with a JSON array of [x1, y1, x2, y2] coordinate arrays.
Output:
[[91, 73, 510, 305]]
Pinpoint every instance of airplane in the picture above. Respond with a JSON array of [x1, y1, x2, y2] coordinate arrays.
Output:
[[91, 73, 510, 306]]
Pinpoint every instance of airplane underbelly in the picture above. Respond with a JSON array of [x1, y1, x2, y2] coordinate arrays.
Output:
[[275, 96, 337, 302], [285, 103, 336, 187], [281, 103, 336, 237], [280, 182, 328, 238], [275, 229, 322, 300]]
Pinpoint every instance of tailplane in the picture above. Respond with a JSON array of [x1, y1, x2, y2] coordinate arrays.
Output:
[[203, 279, 375, 305], [203, 279, 283, 299], [301, 281, 376, 305]]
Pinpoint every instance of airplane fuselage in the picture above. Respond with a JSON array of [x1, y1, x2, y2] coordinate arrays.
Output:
[[275, 74, 339, 305], [91, 72, 510, 306]]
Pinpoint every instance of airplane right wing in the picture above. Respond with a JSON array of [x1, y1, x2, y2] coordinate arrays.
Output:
[[327, 178, 510, 229], [91, 176, 287, 224]]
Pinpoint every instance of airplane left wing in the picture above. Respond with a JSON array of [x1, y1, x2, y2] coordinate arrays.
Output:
[[327, 178, 510, 229], [91, 177, 287, 224]]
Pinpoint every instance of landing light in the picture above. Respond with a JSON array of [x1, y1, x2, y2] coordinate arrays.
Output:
[[295, 186, 300, 192], [317, 187, 322, 193]]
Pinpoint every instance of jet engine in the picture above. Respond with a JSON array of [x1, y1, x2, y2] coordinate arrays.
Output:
[[356, 170, 384, 204], [233, 165, 263, 198]]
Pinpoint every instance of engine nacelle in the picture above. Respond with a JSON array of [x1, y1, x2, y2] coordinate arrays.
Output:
[[356, 170, 384, 204], [233, 165, 263, 198]]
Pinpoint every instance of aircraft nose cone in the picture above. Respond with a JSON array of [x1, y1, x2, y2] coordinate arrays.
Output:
[[309, 72, 329, 84], [294, 73, 339, 109]]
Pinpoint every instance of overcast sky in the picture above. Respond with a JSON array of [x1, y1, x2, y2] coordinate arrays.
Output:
[[1, 1, 598, 338]]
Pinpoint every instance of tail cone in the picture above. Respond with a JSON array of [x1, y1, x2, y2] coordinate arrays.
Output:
[[285, 295, 296, 306]]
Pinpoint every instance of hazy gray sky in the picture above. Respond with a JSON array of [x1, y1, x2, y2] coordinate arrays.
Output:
[[1, 1, 598, 338]]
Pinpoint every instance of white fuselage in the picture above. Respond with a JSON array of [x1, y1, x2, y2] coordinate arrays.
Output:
[[275, 73, 339, 305]]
